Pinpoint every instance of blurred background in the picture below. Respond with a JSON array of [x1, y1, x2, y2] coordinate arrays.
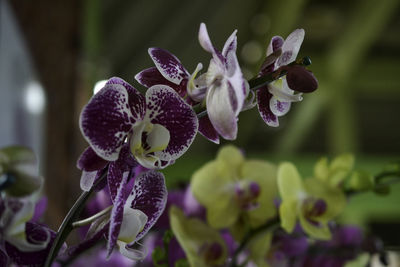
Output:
[[1, 0, 399, 248]]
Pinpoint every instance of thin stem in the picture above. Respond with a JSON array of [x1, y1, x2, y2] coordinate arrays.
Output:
[[44, 170, 108, 267], [72, 205, 112, 228]]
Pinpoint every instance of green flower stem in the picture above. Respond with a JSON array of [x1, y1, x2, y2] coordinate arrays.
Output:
[[229, 216, 280, 267], [72, 205, 112, 228], [44, 169, 108, 267]]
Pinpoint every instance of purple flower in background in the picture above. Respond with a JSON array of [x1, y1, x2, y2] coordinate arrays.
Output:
[[257, 29, 314, 127], [0, 197, 56, 266], [198, 23, 247, 141], [80, 77, 198, 170]]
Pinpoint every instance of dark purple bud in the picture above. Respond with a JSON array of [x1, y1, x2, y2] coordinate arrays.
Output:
[[285, 65, 318, 93]]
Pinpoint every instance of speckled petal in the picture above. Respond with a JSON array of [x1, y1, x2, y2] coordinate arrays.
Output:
[[128, 170, 167, 242], [206, 82, 238, 140], [77, 147, 108, 172], [107, 145, 136, 202], [148, 48, 188, 85], [107, 169, 128, 256], [79, 80, 144, 161], [270, 97, 291, 116], [146, 85, 198, 164], [257, 87, 279, 127], [134, 67, 177, 90], [107, 77, 146, 118], [198, 116, 220, 144]]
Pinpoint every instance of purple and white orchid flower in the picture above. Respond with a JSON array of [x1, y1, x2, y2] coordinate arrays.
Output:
[[80, 77, 198, 170], [257, 29, 306, 127], [69, 170, 167, 261], [198, 23, 247, 140], [135, 47, 223, 144], [0, 196, 56, 266]]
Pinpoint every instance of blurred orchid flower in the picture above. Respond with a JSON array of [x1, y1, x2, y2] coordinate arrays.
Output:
[[197, 23, 247, 141], [0, 146, 42, 197], [277, 162, 346, 240], [191, 145, 278, 240], [169, 206, 228, 267]]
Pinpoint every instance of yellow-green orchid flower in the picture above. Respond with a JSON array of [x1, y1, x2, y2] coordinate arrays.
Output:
[[314, 153, 354, 188], [191, 145, 278, 238], [169, 206, 227, 267], [278, 162, 346, 240]]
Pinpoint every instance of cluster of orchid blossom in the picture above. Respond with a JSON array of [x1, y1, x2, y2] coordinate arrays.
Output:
[[73, 22, 318, 263], [8, 21, 394, 267]]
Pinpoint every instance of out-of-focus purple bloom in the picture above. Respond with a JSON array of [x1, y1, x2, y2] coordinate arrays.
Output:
[[5, 221, 57, 266]]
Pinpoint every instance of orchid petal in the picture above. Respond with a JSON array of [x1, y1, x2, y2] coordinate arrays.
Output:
[[268, 79, 303, 103], [222, 29, 238, 57], [198, 23, 215, 54], [199, 23, 225, 64], [148, 48, 188, 85], [276, 29, 305, 67], [256, 87, 279, 127], [206, 82, 238, 140], [128, 170, 167, 241], [80, 170, 98, 192], [225, 50, 247, 114], [269, 97, 291, 116], [77, 147, 108, 172], [146, 85, 198, 164], [118, 209, 147, 243], [267, 36, 284, 56], [134, 67, 178, 89], [198, 116, 220, 144], [80, 81, 143, 161], [118, 240, 147, 260], [187, 63, 208, 102], [146, 124, 170, 154], [106, 77, 146, 127], [5, 222, 56, 266], [277, 162, 305, 202], [107, 168, 129, 255]]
